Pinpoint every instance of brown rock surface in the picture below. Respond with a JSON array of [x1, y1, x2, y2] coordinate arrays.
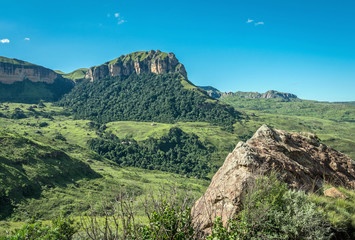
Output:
[[192, 124, 355, 234], [85, 50, 187, 81], [324, 187, 347, 199], [0, 59, 59, 84]]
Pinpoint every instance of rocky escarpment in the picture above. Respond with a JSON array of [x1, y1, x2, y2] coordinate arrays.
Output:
[[0, 57, 74, 103], [199, 86, 298, 100], [85, 50, 188, 81], [0, 57, 59, 84], [192, 125, 355, 234]]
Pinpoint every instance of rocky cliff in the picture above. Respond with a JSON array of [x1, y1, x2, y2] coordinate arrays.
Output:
[[192, 125, 355, 233], [0, 57, 73, 103], [85, 50, 188, 81], [0, 57, 59, 84]]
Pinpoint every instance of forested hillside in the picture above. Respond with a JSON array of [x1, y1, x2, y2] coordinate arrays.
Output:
[[58, 73, 239, 130]]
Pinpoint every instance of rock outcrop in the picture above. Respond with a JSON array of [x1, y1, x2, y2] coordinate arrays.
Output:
[[192, 125, 355, 234], [85, 50, 188, 81], [0, 57, 59, 84]]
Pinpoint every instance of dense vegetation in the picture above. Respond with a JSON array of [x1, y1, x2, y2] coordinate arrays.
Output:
[[4, 174, 353, 239], [0, 78, 73, 103], [89, 127, 212, 178], [207, 174, 333, 240], [58, 73, 239, 130]]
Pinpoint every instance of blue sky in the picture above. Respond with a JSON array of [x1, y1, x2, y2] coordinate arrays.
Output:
[[1, 0, 354, 101]]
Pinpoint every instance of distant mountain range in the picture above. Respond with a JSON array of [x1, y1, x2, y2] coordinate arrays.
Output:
[[198, 86, 298, 101]]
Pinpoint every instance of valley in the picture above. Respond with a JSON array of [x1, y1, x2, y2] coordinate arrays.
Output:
[[0, 51, 354, 239]]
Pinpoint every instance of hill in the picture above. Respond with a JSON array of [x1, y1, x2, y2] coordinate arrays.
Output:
[[58, 51, 239, 129], [0, 131, 98, 219], [0, 57, 74, 103]]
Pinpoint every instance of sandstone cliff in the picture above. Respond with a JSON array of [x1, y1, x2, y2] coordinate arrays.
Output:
[[85, 50, 188, 81], [192, 125, 355, 233], [0, 57, 59, 84]]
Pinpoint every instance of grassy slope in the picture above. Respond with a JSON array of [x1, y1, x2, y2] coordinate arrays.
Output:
[[0, 103, 209, 234], [219, 97, 355, 159]]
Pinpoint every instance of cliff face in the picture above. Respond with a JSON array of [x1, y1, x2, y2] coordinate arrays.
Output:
[[0, 57, 59, 84], [192, 125, 355, 234], [85, 50, 188, 81]]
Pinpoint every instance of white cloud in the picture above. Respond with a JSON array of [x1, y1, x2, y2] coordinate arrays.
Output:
[[114, 13, 120, 18], [255, 22, 264, 26], [246, 19, 254, 23], [24, 37, 30, 41], [117, 19, 125, 25], [0, 39, 10, 44]]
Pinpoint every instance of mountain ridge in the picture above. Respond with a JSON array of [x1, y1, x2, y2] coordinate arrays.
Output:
[[199, 86, 298, 100]]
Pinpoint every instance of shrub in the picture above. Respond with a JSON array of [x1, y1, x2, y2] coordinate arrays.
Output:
[[207, 174, 332, 240], [3, 215, 77, 240]]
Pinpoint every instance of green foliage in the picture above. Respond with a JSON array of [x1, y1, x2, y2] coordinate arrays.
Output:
[[141, 202, 194, 240], [207, 174, 332, 240], [0, 78, 73, 104], [88, 127, 212, 178], [58, 73, 238, 129], [2, 215, 77, 240]]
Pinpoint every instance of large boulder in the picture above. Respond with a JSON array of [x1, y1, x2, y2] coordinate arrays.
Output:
[[192, 124, 355, 234]]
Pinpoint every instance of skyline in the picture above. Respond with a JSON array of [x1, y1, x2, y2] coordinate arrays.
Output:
[[1, 0, 355, 101]]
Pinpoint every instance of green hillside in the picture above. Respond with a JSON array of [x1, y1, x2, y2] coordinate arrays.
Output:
[[61, 68, 88, 81], [58, 73, 239, 130], [0, 131, 98, 219], [221, 96, 355, 122], [0, 78, 74, 103], [0, 57, 35, 66]]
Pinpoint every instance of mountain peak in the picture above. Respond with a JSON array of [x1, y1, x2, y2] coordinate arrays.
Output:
[[85, 50, 187, 81]]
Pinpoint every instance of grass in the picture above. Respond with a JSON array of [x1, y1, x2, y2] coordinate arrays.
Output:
[[0, 56, 35, 66], [309, 185, 355, 236]]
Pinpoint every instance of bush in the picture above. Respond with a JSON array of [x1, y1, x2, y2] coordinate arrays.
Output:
[[3, 215, 77, 240], [207, 174, 332, 240]]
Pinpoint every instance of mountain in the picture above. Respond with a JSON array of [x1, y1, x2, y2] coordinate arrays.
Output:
[[84, 50, 187, 81], [199, 86, 298, 100], [0, 57, 74, 103], [58, 50, 239, 129]]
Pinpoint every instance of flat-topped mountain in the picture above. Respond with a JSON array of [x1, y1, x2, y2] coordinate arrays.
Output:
[[0, 57, 73, 103], [85, 50, 187, 81], [0, 56, 59, 84], [199, 86, 298, 100], [59, 51, 239, 128]]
